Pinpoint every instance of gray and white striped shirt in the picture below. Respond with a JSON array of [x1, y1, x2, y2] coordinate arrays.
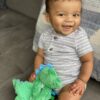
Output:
[[38, 27, 93, 86]]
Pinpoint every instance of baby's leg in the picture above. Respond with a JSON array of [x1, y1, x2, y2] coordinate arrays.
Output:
[[58, 84, 83, 100]]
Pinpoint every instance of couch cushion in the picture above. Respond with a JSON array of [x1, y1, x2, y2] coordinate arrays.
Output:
[[0, 0, 6, 8], [6, 0, 42, 19], [0, 9, 36, 85]]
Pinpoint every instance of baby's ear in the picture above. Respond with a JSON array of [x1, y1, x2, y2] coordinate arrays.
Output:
[[44, 12, 50, 23]]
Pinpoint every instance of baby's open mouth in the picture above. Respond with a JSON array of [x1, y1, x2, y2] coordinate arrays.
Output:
[[62, 25, 73, 29]]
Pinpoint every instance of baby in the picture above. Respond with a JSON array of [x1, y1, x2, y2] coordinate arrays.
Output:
[[29, 0, 93, 100]]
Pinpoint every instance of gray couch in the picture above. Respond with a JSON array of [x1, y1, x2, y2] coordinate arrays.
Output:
[[0, 0, 100, 100], [0, 0, 42, 99]]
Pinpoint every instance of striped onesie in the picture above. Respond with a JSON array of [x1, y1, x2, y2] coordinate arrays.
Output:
[[38, 26, 93, 87]]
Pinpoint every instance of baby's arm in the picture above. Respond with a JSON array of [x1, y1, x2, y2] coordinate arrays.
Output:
[[29, 48, 44, 81], [78, 52, 93, 84], [69, 52, 93, 95], [34, 48, 44, 71]]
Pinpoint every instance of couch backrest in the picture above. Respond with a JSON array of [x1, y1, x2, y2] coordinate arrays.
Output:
[[6, 0, 42, 19]]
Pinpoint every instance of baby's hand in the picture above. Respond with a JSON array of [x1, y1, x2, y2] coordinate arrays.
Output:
[[28, 72, 36, 82], [69, 79, 86, 95]]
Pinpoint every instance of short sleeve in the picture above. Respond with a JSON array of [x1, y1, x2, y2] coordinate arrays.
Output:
[[76, 28, 93, 57]]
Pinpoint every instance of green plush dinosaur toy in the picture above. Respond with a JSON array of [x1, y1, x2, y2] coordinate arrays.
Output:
[[13, 64, 62, 100]]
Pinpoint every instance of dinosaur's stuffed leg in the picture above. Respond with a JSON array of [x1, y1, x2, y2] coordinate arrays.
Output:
[[13, 79, 33, 100]]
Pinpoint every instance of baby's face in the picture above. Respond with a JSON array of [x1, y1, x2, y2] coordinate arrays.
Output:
[[46, 0, 81, 36]]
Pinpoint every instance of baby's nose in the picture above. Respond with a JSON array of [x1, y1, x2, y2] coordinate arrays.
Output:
[[63, 20, 74, 26], [65, 14, 74, 21]]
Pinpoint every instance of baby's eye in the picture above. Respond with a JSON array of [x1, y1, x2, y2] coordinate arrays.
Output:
[[58, 13, 64, 16], [73, 13, 80, 17]]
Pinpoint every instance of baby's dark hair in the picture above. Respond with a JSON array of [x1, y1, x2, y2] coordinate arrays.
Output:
[[45, 0, 58, 13], [45, 0, 81, 13], [45, 0, 52, 13]]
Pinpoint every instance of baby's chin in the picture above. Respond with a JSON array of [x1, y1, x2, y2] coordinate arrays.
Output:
[[54, 27, 76, 36], [59, 30, 75, 36]]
